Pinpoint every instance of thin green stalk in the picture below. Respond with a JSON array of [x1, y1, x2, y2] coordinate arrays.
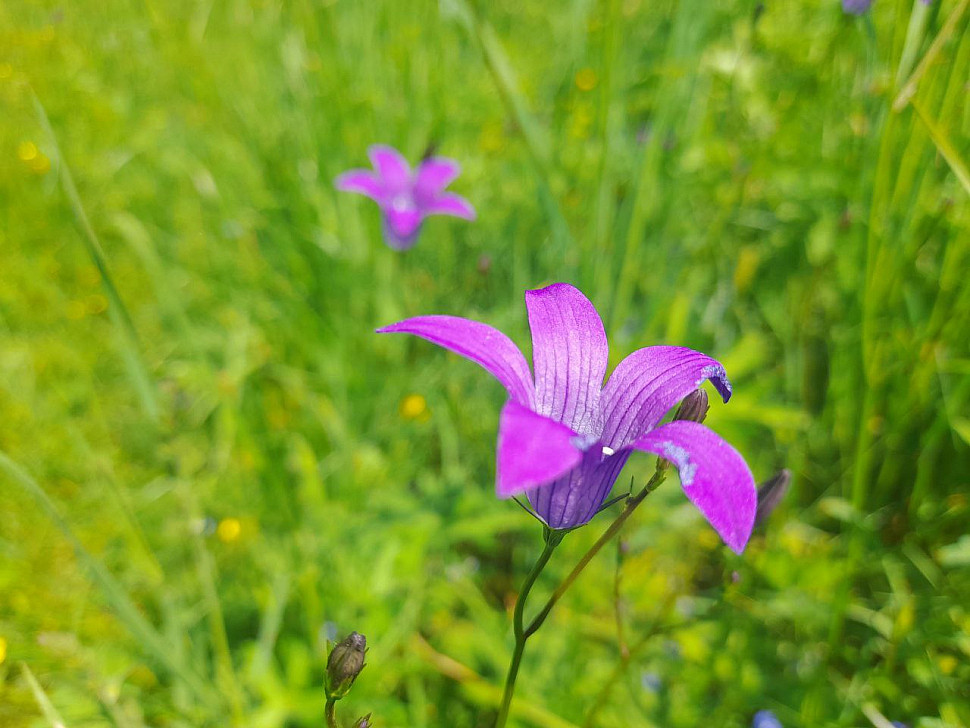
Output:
[[29, 88, 159, 422], [893, 0, 970, 111], [495, 530, 563, 728], [325, 698, 338, 728], [525, 468, 666, 639], [20, 663, 68, 728]]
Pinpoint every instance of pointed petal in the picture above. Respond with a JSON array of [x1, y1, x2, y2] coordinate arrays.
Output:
[[525, 283, 608, 434], [377, 315, 534, 406], [601, 346, 732, 449], [631, 421, 756, 553], [496, 401, 584, 498], [414, 157, 461, 200], [335, 170, 384, 201], [368, 145, 411, 192], [423, 192, 476, 220]]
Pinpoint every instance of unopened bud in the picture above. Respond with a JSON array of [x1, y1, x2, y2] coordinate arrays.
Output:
[[674, 389, 709, 424], [354, 714, 373, 727], [326, 631, 367, 700], [754, 469, 791, 527]]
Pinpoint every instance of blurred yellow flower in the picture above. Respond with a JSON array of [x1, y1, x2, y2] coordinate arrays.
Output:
[[217, 517, 241, 543], [575, 68, 597, 92], [400, 393, 429, 421], [0, 636, 7, 665], [29, 153, 51, 174], [937, 654, 957, 675], [17, 141, 50, 174], [17, 141, 38, 161]]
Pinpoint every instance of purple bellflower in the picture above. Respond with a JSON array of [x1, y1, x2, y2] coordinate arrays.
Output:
[[378, 283, 757, 552], [336, 145, 475, 250]]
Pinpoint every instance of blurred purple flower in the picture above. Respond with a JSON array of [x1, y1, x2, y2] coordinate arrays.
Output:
[[842, 0, 873, 13], [753, 710, 783, 728], [336, 145, 475, 250], [379, 283, 756, 550]]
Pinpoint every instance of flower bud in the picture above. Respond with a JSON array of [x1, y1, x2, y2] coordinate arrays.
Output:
[[326, 631, 367, 700], [354, 714, 373, 727], [754, 469, 791, 528], [674, 389, 709, 424]]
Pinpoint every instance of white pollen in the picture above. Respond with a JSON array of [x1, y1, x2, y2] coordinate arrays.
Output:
[[602, 446, 615, 456]]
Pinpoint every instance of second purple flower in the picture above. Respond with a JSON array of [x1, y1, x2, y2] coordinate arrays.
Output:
[[336, 145, 476, 250]]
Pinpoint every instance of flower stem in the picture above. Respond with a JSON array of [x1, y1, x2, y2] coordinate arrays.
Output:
[[325, 698, 337, 728], [495, 529, 562, 728], [524, 468, 665, 638]]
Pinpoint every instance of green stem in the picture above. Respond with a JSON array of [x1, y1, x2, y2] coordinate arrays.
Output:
[[325, 698, 338, 728], [495, 531, 562, 728], [525, 469, 665, 638]]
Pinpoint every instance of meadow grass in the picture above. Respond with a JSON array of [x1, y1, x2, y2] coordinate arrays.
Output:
[[1, 0, 968, 726]]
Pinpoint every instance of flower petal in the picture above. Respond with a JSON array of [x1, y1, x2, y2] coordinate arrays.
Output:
[[368, 145, 411, 193], [525, 283, 608, 434], [600, 346, 732, 449], [527, 447, 630, 529], [423, 192, 476, 220], [335, 170, 384, 201], [384, 207, 424, 240], [414, 157, 461, 201], [496, 401, 584, 498], [631, 421, 756, 553], [377, 316, 534, 406]]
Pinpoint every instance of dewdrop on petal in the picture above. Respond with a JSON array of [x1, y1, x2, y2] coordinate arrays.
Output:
[[326, 631, 367, 700]]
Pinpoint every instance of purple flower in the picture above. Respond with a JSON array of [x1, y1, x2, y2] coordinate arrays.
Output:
[[336, 145, 475, 250], [378, 283, 757, 551], [842, 0, 873, 14]]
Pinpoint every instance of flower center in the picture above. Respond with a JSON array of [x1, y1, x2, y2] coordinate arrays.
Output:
[[390, 193, 415, 213]]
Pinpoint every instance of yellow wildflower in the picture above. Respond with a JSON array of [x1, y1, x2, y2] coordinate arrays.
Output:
[[17, 141, 38, 162], [217, 517, 241, 543], [400, 393, 428, 421]]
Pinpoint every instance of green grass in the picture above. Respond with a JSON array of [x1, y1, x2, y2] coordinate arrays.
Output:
[[1, 0, 968, 726]]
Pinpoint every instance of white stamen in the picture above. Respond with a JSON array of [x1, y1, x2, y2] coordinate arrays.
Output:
[[602, 446, 615, 456]]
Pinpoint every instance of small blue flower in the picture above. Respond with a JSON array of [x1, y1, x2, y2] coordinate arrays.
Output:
[[753, 710, 783, 728]]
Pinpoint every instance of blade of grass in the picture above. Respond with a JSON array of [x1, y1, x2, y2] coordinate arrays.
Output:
[[443, 0, 574, 273], [1, 453, 222, 713], [29, 88, 160, 422], [20, 663, 68, 728], [909, 97, 970, 197], [892, 0, 970, 111]]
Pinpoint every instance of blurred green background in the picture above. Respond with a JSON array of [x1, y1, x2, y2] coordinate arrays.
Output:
[[1, 0, 968, 726]]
